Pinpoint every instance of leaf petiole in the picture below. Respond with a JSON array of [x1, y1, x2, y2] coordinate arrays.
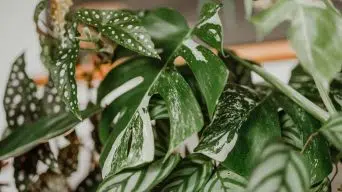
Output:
[[300, 132, 318, 154]]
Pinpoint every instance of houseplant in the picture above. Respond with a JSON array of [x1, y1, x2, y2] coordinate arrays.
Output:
[[0, 0, 341, 191]]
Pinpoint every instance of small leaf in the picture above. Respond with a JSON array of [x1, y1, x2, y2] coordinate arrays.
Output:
[[319, 113, 342, 152], [3, 54, 42, 129], [222, 98, 282, 177], [34, 0, 47, 24], [202, 167, 247, 192], [246, 141, 310, 192], [195, 84, 259, 162], [75, 9, 159, 59], [274, 93, 332, 184], [0, 105, 101, 160], [98, 155, 180, 192], [252, 0, 342, 87], [159, 154, 213, 192], [193, 2, 223, 51], [50, 22, 80, 118]]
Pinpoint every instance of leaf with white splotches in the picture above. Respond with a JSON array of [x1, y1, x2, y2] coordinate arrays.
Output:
[[3, 54, 41, 128], [75, 9, 159, 59], [98, 57, 203, 178], [319, 113, 342, 152], [98, 155, 180, 192], [159, 154, 213, 192], [50, 22, 80, 118], [195, 84, 259, 162], [247, 142, 310, 192], [203, 167, 247, 192], [57, 131, 80, 176], [42, 78, 67, 115], [252, 0, 342, 88], [193, 2, 223, 51]]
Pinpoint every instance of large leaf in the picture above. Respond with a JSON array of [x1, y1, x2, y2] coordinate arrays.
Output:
[[274, 93, 332, 184], [97, 155, 180, 192], [159, 154, 214, 192], [195, 84, 259, 161], [252, 0, 342, 87], [330, 72, 342, 110], [75, 9, 159, 59], [246, 141, 310, 192], [279, 110, 304, 151], [98, 57, 203, 177], [319, 113, 342, 152], [202, 167, 247, 192], [0, 105, 101, 160], [143, 3, 228, 118], [222, 97, 282, 177], [99, 4, 228, 178], [50, 22, 80, 118]]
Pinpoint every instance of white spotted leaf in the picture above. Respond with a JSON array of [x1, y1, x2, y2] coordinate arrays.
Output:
[[193, 2, 223, 51], [246, 142, 310, 192], [202, 167, 247, 192], [97, 155, 180, 192], [195, 84, 259, 162], [159, 154, 214, 192], [252, 0, 342, 88], [50, 22, 80, 119], [319, 113, 342, 152], [75, 9, 160, 59]]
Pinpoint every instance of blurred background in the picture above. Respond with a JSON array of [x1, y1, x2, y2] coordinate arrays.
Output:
[[0, 0, 342, 191]]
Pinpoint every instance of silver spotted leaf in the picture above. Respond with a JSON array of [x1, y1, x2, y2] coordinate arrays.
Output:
[[193, 2, 223, 51], [319, 113, 342, 152], [57, 131, 80, 177], [28, 170, 71, 192], [3, 54, 41, 129], [75, 9, 159, 59], [252, 0, 342, 88], [246, 141, 310, 192], [202, 167, 247, 192], [159, 154, 214, 192], [195, 84, 259, 162], [76, 166, 102, 192], [50, 22, 80, 118], [13, 153, 39, 192], [42, 78, 67, 115], [98, 155, 180, 192]]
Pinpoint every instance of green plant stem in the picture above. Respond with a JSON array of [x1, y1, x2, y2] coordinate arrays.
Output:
[[313, 78, 337, 115], [230, 54, 330, 122]]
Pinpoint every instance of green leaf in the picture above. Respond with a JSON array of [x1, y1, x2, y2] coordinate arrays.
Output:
[[159, 154, 213, 192], [34, 0, 47, 24], [50, 22, 80, 118], [98, 57, 203, 177], [195, 84, 259, 162], [252, 0, 342, 87], [143, 7, 228, 119], [193, 2, 223, 51], [222, 97, 282, 177], [246, 141, 310, 192], [42, 78, 67, 115], [274, 93, 332, 184], [202, 167, 247, 192], [98, 155, 180, 192], [319, 113, 342, 152], [75, 9, 160, 59], [0, 105, 101, 160], [310, 177, 330, 192], [279, 110, 304, 151], [330, 72, 342, 110], [3, 54, 42, 129]]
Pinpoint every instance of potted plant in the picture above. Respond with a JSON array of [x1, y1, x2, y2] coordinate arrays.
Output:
[[0, 0, 341, 191]]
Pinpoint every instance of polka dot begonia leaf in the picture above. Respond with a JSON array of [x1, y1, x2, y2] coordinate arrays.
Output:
[[50, 22, 81, 119], [3, 53, 42, 129], [57, 131, 80, 177], [42, 78, 67, 116], [75, 9, 160, 59]]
